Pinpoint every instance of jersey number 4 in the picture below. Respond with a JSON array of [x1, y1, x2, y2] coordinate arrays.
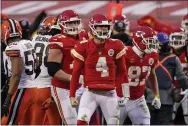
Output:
[[96, 57, 109, 77]]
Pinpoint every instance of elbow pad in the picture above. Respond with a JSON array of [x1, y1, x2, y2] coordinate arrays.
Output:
[[47, 62, 61, 77]]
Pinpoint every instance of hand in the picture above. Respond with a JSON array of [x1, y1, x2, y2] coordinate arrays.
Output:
[[152, 96, 161, 109], [79, 75, 84, 85], [118, 97, 129, 107], [41, 97, 54, 110], [2, 94, 12, 117], [70, 97, 79, 107]]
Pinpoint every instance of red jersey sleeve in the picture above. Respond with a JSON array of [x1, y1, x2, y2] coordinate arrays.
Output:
[[114, 40, 126, 59], [49, 34, 64, 50], [71, 40, 88, 62], [70, 58, 84, 97]]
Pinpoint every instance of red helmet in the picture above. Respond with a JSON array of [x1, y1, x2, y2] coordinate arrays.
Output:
[[181, 14, 188, 32], [1, 19, 22, 45], [38, 16, 60, 35], [57, 10, 81, 35], [89, 14, 111, 39], [132, 26, 158, 54], [169, 32, 187, 49]]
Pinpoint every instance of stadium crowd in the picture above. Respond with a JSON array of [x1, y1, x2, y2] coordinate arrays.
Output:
[[1, 8, 188, 125]]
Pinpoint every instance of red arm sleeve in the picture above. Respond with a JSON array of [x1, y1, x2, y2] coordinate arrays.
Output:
[[70, 58, 84, 97], [116, 56, 129, 84]]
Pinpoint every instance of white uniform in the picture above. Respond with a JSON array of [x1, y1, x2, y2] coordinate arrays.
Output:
[[78, 88, 119, 124], [5, 40, 37, 88], [3, 39, 37, 125], [32, 34, 52, 88]]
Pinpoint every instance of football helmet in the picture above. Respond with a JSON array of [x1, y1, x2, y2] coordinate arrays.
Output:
[[1, 19, 22, 45], [169, 32, 187, 49], [181, 14, 188, 33], [113, 14, 129, 32], [57, 10, 81, 35], [132, 26, 158, 54], [89, 14, 111, 39], [38, 16, 60, 35], [1, 13, 9, 23]]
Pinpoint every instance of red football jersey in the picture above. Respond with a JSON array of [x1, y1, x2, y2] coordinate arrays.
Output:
[[49, 30, 88, 89], [116, 46, 159, 99], [71, 38, 126, 91], [173, 50, 188, 87]]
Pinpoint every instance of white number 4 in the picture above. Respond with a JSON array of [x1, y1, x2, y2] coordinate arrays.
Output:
[[96, 57, 109, 77]]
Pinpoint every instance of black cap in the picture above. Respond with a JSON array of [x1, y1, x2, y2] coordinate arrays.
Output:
[[114, 21, 126, 32]]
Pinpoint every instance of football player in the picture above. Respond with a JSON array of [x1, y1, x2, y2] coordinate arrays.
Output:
[[31, 16, 61, 124], [69, 14, 129, 125], [47, 10, 87, 125], [169, 31, 188, 124], [116, 26, 161, 125], [1, 19, 37, 125]]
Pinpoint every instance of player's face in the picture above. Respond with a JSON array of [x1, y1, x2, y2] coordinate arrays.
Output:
[[95, 25, 109, 37], [64, 20, 80, 35]]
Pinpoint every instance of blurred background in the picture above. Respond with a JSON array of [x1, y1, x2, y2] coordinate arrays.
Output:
[[2, 0, 188, 32]]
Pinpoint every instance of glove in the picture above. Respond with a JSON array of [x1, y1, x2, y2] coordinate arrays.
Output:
[[79, 75, 84, 85], [118, 97, 129, 107], [152, 95, 161, 109], [2, 93, 12, 117]]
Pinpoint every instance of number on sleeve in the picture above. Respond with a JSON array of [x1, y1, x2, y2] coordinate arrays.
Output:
[[96, 57, 109, 77]]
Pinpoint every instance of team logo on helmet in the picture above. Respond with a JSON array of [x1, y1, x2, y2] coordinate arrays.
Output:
[[108, 49, 114, 56], [149, 58, 154, 65], [136, 31, 145, 37]]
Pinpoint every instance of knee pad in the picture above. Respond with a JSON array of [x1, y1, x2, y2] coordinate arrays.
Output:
[[77, 120, 88, 125], [107, 117, 119, 124]]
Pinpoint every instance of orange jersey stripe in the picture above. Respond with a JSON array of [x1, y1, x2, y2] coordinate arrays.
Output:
[[6, 50, 20, 57]]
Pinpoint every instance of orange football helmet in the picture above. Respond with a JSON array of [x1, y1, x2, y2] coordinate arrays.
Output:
[[38, 16, 60, 35], [1, 19, 22, 45]]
